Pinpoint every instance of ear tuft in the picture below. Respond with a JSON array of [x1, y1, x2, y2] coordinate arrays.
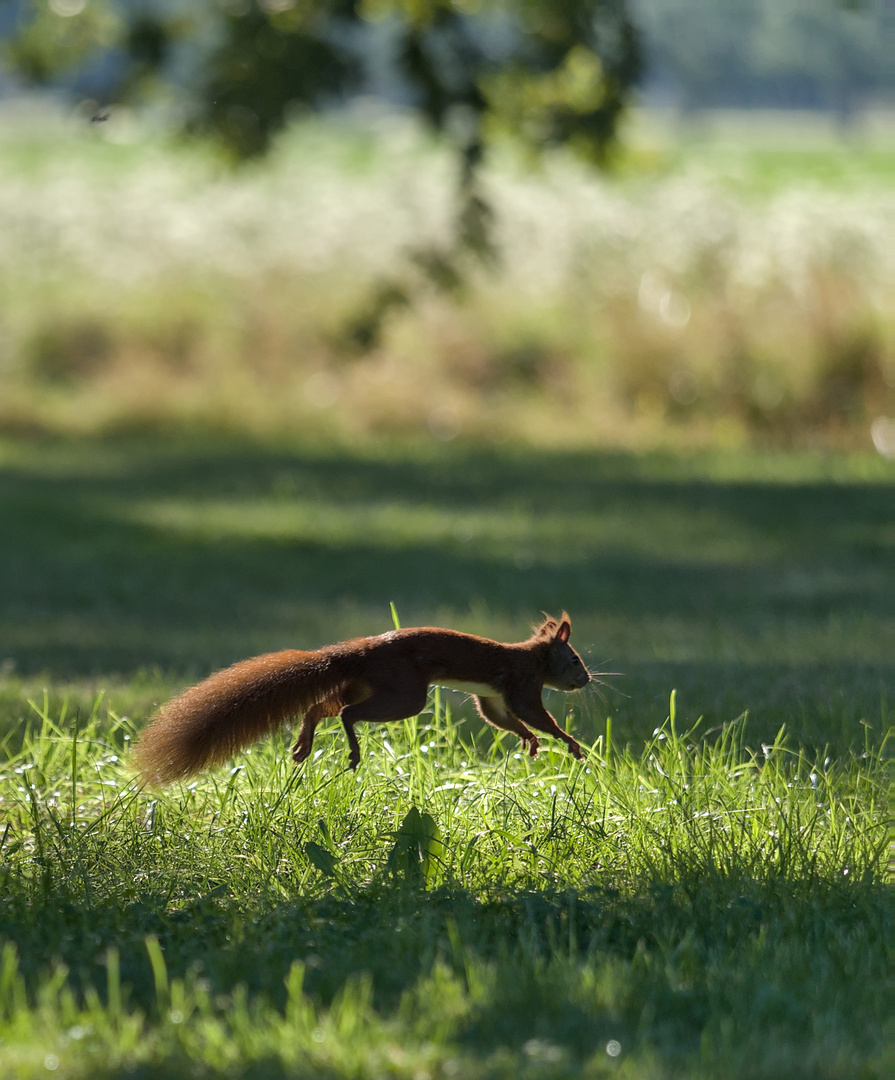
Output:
[[533, 613, 558, 638], [533, 612, 572, 641]]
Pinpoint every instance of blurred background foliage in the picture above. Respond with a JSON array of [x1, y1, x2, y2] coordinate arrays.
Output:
[[0, 0, 891, 449], [4, 0, 644, 348], [5, 2, 888, 130], [5, 2, 642, 156], [634, 0, 889, 119]]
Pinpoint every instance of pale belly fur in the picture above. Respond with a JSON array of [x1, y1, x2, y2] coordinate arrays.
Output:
[[435, 679, 498, 698]]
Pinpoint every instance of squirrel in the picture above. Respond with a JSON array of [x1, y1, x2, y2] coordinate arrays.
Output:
[[136, 614, 590, 784]]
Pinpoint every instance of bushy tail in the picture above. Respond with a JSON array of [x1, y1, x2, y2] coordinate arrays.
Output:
[[135, 650, 341, 785]]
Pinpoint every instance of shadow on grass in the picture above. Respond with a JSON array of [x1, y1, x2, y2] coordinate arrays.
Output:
[[1, 873, 887, 1075], [1, 436, 891, 749]]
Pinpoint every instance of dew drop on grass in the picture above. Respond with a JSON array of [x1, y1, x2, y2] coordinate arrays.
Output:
[[606, 1040, 622, 1057]]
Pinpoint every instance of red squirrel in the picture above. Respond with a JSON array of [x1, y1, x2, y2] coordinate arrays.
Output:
[[136, 614, 590, 784]]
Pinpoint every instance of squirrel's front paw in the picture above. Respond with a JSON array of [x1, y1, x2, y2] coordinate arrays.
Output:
[[520, 733, 540, 757]]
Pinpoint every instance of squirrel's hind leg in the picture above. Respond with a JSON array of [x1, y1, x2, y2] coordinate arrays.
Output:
[[339, 681, 430, 770], [342, 718, 362, 771], [292, 699, 341, 765]]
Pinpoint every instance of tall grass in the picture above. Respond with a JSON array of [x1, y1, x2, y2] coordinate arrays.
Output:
[[0, 689, 887, 1078], [0, 108, 891, 448]]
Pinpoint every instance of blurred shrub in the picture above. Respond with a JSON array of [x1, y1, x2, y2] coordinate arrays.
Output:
[[26, 317, 113, 384]]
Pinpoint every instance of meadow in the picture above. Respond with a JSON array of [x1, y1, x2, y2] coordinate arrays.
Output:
[[0, 108, 892, 1078], [0, 105, 892, 447], [0, 433, 890, 1079]]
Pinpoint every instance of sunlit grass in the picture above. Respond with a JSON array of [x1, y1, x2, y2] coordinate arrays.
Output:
[[0, 432, 889, 1076], [0, 686, 887, 1078]]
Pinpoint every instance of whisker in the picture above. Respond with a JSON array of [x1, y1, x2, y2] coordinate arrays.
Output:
[[585, 669, 629, 703]]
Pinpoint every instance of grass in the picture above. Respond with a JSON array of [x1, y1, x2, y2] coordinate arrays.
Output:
[[0, 105, 891, 1077], [0, 106, 891, 448], [1, 435, 891, 748], [0, 433, 891, 1077], [0, 693, 888, 1079]]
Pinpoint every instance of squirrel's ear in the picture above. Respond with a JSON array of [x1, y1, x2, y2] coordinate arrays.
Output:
[[555, 619, 571, 644]]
